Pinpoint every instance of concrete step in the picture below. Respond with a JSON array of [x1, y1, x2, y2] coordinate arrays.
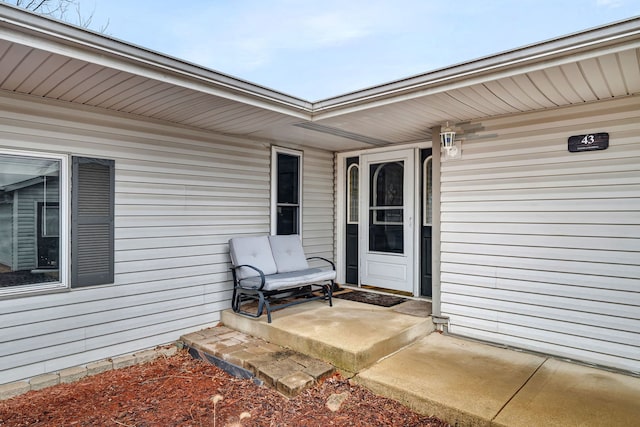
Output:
[[221, 298, 434, 373]]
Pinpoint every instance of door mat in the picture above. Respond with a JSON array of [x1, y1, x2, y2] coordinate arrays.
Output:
[[334, 290, 408, 307]]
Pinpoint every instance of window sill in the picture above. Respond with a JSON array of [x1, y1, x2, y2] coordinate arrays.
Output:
[[0, 282, 68, 300]]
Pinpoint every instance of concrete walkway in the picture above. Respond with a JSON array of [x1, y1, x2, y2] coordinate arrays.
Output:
[[184, 298, 640, 426], [356, 333, 640, 427]]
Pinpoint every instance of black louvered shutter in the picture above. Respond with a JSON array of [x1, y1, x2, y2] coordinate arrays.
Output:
[[71, 157, 114, 287]]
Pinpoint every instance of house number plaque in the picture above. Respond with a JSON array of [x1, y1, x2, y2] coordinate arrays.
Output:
[[568, 132, 609, 152]]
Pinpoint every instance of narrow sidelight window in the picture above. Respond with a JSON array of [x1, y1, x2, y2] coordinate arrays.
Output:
[[423, 156, 433, 226], [347, 164, 359, 224]]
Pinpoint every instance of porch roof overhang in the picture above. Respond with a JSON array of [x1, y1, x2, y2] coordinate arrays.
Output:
[[0, 3, 639, 152]]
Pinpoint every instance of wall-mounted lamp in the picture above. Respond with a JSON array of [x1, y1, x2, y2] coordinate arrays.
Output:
[[440, 122, 461, 159]]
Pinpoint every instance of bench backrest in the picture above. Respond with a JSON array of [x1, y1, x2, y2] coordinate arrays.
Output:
[[229, 236, 277, 279], [268, 235, 309, 273], [229, 235, 309, 279]]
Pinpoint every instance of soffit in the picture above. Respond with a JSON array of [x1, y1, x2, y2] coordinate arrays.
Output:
[[0, 6, 638, 152], [310, 46, 640, 145], [310, 18, 640, 146]]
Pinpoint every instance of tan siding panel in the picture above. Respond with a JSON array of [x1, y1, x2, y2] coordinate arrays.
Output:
[[441, 184, 640, 202], [441, 232, 640, 252], [440, 97, 640, 373], [442, 242, 639, 265], [441, 262, 638, 292], [303, 147, 335, 260], [449, 324, 637, 372]]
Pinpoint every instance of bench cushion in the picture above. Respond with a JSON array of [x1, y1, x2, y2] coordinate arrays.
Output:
[[229, 236, 278, 280], [239, 268, 336, 291], [268, 235, 309, 273]]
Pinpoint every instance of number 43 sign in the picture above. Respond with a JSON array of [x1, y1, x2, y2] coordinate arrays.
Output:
[[568, 132, 609, 152]]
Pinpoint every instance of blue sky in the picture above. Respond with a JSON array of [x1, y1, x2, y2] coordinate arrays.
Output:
[[79, 0, 640, 100]]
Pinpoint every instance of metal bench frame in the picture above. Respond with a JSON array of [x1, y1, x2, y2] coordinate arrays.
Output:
[[230, 256, 334, 323], [229, 234, 335, 323]]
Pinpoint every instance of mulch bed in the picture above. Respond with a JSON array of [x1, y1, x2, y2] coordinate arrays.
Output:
[[0, 350, 449, 427], [334, 290, 408, 307]]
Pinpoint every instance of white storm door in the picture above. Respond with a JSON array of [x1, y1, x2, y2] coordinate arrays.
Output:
[[359, 149, 414, 293]]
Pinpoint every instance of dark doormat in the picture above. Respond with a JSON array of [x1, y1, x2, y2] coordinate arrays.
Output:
[[334, 290, 408, 307]]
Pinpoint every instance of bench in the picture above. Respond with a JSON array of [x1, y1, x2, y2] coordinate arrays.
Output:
[[229, 234, 335, 323]]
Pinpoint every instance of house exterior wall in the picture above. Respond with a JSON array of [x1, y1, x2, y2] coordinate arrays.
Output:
[[440, 95, 640, 373], [0, 93, 335, 384]]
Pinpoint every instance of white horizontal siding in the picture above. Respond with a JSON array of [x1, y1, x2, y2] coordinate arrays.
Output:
[[440, 96, 640, 373], [0, 93, 335, 383], [303, 149, 335, 261]]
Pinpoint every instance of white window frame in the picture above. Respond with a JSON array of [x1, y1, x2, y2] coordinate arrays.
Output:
[[0, 149, 69, 297], [270, 146, 303, 237]]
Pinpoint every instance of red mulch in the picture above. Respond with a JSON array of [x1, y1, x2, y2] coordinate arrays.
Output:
[[0, 349, 450, 427]]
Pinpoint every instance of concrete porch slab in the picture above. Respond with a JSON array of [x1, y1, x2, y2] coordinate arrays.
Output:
[[221, 298, 434, 373]]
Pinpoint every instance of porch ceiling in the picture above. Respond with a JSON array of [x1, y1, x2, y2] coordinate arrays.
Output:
[[0, 5, 639, 152]]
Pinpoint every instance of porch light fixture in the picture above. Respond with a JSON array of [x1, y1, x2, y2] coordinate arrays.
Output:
[[440, 122, 460, 159]]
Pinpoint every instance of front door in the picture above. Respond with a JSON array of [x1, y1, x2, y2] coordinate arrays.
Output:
[[359, 149, 414, 293]]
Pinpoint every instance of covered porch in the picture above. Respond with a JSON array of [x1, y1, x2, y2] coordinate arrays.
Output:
[[0, 4, 638, 386]]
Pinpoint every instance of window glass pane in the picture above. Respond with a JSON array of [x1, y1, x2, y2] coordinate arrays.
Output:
[[0, 154, 60, 287], [369, 222, 403, 253], [347, 165, 359, 223], [369, 161, 404, 253], [371, 161, 403, 207], [277, 153, 299, 205], [277, 206, 298, 235], [424, 157, 433, 225]]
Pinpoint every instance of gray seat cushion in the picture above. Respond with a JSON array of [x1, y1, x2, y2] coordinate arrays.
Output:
[[229, 236, 278, 280], [239, 268, 337, 291], [268, 234, 309, 273]]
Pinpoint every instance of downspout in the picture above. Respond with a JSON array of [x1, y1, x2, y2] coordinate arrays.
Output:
[[430, 125, 448, 331]]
